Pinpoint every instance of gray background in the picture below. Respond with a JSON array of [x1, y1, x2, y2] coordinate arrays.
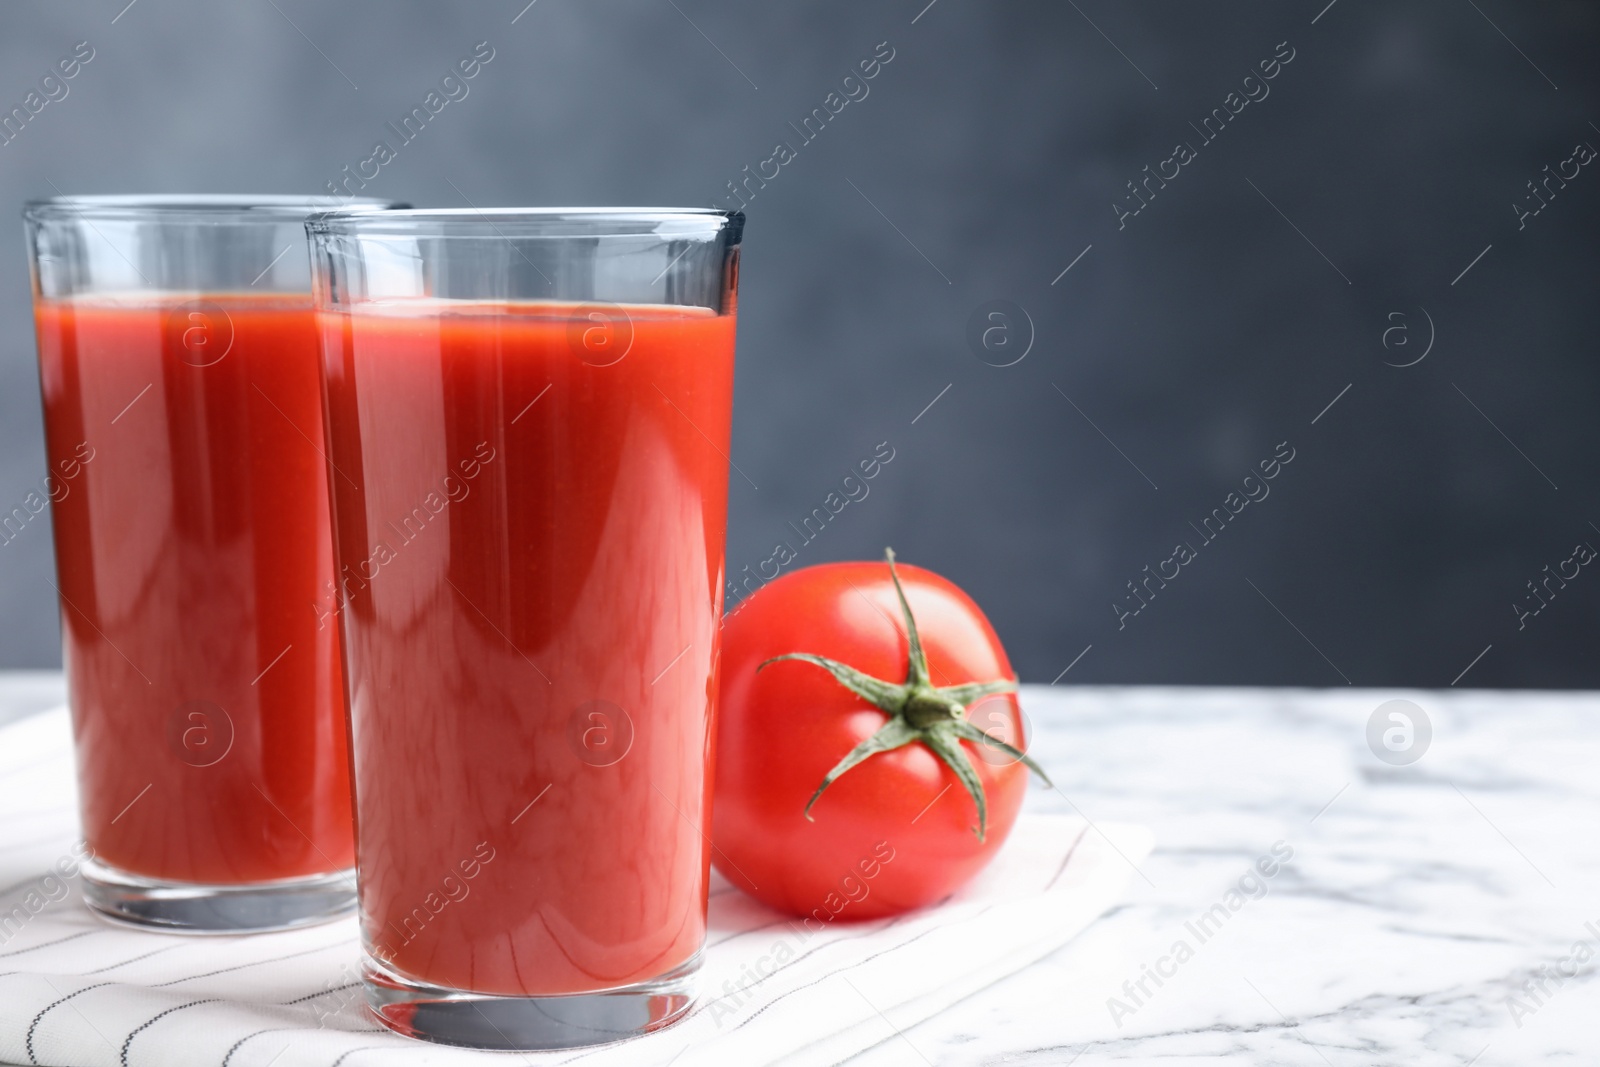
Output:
[[0, 0, 1596, 687]]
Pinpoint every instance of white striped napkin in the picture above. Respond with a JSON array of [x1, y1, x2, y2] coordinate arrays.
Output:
[[0, 707, 1150, 1067]]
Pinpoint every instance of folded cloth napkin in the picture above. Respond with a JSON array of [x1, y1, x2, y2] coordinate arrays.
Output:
[[0, 707, 1150, 1067]]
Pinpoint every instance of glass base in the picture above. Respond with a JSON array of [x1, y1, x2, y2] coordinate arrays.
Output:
[[81, 855, 357, 933], [363, 950, 700, 1051]]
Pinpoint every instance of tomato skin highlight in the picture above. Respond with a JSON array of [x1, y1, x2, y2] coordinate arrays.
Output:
[[712, 559, 1030, 921]]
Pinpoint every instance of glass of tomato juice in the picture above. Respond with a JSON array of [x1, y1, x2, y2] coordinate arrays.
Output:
[[23, 195, 402, 931], [304, 208, 744, 1049]]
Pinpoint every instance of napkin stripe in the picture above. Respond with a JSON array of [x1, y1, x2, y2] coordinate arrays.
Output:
[[686, 914, 907, 1025], [0, 929, 95, 959], [725, 921, 955, 1036], [706, 916, 790, 948], [120, 998, 221, 1067], [221, 1028, 297, 1067], [535, 914, 917, 1067], [725, 830, 1089, 1040], [283, 982, 362, 1005], [26, 981, 111, 1063], [82, 945, 181, 975], [1044, 826, 1091, 891], [151, 941, 349, 987]]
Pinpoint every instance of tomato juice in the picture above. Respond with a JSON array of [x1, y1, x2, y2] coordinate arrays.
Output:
[[321, 301, 735, 996], [33, 294, 353, 885]]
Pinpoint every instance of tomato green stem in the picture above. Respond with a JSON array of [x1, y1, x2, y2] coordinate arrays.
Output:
[[757, 547, 1052, 842]]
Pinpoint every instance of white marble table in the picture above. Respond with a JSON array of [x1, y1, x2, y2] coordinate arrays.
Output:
[[5, 677, 1595, 1066], [860, 685, 1600, 1067]]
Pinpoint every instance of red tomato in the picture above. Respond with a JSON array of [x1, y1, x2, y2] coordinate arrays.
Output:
[[711, 551, 1045, 922]]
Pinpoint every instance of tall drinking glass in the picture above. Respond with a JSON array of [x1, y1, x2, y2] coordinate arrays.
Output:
[[24, 195, 402, 931], [306, 208, 743, 1049]]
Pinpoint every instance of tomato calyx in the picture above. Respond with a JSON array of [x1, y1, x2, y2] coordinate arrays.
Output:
[[757, 548, 1052, 842]]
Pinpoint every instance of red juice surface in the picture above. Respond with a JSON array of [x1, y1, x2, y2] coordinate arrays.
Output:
[[33, 294, 353, 884], [321, 301, 734, 996]]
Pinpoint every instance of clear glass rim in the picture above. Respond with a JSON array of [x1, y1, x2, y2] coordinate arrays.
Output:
[[23, 194, 405, 223], [305, 206, 743, 238]]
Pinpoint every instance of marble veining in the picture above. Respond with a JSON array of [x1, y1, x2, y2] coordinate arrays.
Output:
[[847, 685, 1600, 1066]]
